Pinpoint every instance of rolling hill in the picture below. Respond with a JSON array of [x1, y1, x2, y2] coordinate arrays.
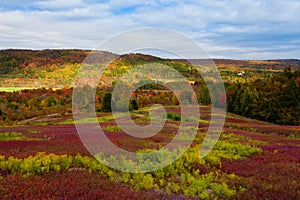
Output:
[[1, 49, 300, 88]]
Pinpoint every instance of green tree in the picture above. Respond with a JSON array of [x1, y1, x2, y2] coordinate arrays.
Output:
[[131, 99, 138, 110], [102, 92, 112, 112]]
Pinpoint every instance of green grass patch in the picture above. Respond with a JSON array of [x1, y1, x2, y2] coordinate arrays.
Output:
[[0, 87, 34, 92], [209, 113, 226, 117], [289, 134, 300, 139], [246, 128, 257, 132], [0, 132, 49, 141], [59, 116, 114, 125], [0, 87, 61, 92], [199, 119, 210, 124], [58, 113, 132, 125], [102, 125, 121, 133], [133, 116, 151, 123], [27, 129, 39, 134], [0, 132, 26, 141]]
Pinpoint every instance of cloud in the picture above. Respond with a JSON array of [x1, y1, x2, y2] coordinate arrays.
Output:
[[35, 0, 85, 10], [0, 0, 299, 59]]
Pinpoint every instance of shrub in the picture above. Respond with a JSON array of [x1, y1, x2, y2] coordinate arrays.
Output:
[[165, 112, 181, 121], [103, 125, 121, 133], [211, 183, 236, 198], [184, 179, 207, 197]]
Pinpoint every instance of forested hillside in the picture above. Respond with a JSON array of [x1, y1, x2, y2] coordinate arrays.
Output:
[[227, 68, 300, 125], [0, 49, 89, 76], [1, 49, 299, 88]]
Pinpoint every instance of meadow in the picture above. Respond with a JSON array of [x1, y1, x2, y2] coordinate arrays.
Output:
[[0, 106, 299, 199]]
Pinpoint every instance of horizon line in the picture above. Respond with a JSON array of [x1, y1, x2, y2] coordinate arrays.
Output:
[[0, 48, 299, 61]]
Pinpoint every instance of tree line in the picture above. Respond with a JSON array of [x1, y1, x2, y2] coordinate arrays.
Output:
[[226, 68, 300, 125], [0, 69, 298, 125]]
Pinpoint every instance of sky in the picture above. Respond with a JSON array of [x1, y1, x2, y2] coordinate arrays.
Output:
[[0, 0, 299, 59]]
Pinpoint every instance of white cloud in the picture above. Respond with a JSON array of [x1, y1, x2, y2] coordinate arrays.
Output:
[[214, 25, 274, 34], [0, 0, 299, 59], [35, 0, 85, 9]]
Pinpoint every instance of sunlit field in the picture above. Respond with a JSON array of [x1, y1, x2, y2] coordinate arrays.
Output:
[[0, 106, 299, 199]]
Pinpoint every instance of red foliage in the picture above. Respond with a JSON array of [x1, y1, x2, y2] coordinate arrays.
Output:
[[0, 106, 300, 198], [0, 170, 170, 199]]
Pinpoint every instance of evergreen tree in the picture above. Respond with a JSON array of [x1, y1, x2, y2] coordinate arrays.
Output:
[[102, 92, 112, 112], [131, 99, 138, 110]]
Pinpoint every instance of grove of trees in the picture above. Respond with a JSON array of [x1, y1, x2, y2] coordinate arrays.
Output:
[[226, 68, 300, 125]]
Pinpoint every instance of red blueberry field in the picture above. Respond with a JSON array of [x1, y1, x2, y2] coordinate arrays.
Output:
[[0, 106, 299, 199]]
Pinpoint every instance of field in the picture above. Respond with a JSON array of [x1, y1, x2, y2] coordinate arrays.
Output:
[[0, 87, 62, 92], [0, 87, 35, 92], [0, 50, 299, 199], [0, 106, 299, 199]]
